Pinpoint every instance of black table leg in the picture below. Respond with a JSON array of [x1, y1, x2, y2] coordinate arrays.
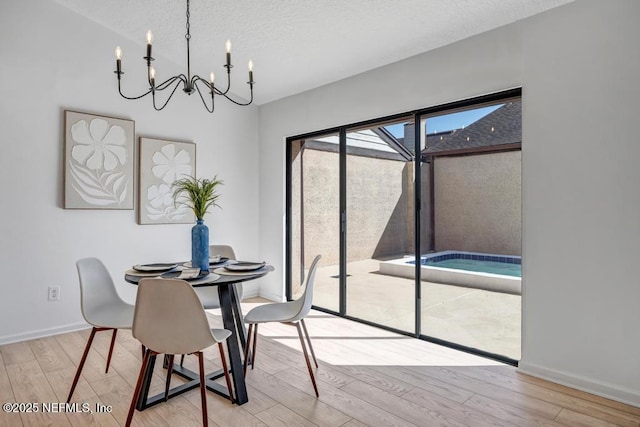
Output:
[[230, 284, 248, 351], [218, 283, 248, 404], [135, 353, 157, 410]]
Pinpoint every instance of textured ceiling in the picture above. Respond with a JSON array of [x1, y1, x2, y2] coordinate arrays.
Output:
[[54, 0, 573, 105]]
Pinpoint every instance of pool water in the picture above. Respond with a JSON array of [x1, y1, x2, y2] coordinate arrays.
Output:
[[423, 258, 522, 277]]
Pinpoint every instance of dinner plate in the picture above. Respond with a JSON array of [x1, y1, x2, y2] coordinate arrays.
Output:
[[161, 270, 210, 281], [224, 262, 266, 272], [183, 257, 229, 268], [213, 266, 270, 276], [125, 269, 164, 277], [133, 263, 178, 272]]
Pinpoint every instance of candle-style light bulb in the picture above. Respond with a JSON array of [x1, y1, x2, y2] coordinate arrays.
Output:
[[115, 46, 123, 75], [149, 66, 156, 88], [210, 72, 215, 84], [248, 60, 253, 72], [145, 30, 153, 61], [225, 39, 232, 68], [248, 59, 254, 84]]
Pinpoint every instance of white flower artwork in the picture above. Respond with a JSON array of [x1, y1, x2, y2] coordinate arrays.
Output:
[[64, 111, 134, 209], [138, 137, 196, 224]]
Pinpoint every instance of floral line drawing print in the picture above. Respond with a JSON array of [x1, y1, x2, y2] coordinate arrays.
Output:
[[69, 162, 127, 206], [71, 119, 127, 171], [138, 137, 195, 224], [64, 111, 134, 209], [152, 144, 192, 184], [69, 119, 127, 206], [145, 183, 190, 221]]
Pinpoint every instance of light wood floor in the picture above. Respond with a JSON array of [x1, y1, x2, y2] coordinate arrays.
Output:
[[1, 300, 639, 427]]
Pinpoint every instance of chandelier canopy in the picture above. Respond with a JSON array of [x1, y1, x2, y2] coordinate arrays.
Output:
[[114, 0, 254, 113]]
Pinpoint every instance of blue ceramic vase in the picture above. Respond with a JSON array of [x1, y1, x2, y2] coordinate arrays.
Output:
[[191, 219, 210, 272]]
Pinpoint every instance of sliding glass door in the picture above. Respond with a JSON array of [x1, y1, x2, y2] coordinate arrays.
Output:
[[287, 89, 522, 363]]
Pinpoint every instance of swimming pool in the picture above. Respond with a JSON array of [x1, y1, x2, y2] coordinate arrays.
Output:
[[379, 250, 522, 295]]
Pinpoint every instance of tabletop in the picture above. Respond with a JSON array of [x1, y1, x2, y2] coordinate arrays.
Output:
[[124, 263, 274, 287]]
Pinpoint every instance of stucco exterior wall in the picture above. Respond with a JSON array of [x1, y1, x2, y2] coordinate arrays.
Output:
[[293, 147, 521, 272], [346, 154, 414, 261], [433, 151, 521, 255], [292, 147, 413, 270]]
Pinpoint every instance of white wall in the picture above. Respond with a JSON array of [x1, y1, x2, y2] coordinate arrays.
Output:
[[258, 0, 639, 407], [0, 0, 261, 344], [519, 0, 640, 406]]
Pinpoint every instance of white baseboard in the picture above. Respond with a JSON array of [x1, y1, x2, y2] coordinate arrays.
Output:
[[518, 361, 640, 408], [0, 322, 90, 346]]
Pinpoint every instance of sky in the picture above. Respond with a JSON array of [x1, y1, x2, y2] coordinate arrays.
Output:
[[385, 104, 502, 138]]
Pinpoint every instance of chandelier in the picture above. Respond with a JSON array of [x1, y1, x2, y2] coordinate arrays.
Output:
[[113, 0, 254, 113]]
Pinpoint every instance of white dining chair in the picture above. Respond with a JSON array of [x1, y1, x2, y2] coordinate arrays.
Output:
[[243, 254, 321, 397], [195, 244, 243, 309], [67, 257, 136, 403], [126, 278, 234, 427]]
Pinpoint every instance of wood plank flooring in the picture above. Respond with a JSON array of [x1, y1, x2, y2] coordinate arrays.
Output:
[[1, 300, 638, 426]]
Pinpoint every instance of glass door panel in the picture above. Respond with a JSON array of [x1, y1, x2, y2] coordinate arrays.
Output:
[[344, 121, 416, 331], [419, 100, 522, 360], [290, 134, 340, 312]]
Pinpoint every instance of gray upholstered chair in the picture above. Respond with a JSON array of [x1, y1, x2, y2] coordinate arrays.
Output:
[[126, 278, 233, 427], [67, 257, 135, 402], [243, 254, 321, 396]]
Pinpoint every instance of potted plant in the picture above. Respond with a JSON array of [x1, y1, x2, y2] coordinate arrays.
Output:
[[172, 175, 223, 272]]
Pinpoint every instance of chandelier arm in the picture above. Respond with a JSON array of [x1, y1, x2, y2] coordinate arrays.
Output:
[[214, 70, 232, 96], [155, 74, 188, 91], [117, 78, 153, 100], [151, 78, 184, 111], [192, 77, 215, 113], [218, 86, 254, 106]]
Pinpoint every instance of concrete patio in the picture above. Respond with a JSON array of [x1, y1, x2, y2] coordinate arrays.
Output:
[[308, 259, 521, 361]]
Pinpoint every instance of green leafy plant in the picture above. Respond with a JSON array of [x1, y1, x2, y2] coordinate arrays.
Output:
[[172, 175, 223, 220]]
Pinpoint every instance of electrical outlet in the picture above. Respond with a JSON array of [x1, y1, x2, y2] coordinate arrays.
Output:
[[48, 286, 60, 301]]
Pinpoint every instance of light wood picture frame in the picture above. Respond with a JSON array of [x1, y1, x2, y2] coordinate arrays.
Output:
[[138, 137, 196, 224], [64, 110, 135, 209]]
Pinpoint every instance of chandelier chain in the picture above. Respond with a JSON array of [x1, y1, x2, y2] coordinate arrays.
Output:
[[185, 0, 191, 41]]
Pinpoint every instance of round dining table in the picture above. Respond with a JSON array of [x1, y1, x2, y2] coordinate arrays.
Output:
[[124, 263, 273, 408]]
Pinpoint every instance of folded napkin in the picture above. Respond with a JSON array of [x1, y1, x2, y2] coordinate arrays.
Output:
[[177, 268, 201, 279]]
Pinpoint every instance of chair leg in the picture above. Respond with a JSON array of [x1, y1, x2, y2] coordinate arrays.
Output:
[[197, 352, 209, 427], [300, 318, 318, 368], [296, 322, 319, 397], [67, 327, 98, 403], [105, 329, 118, 373], [251, 324, 258, 370], [243, 324, 253, 376], [126, 348, 154, 427], [141, 345, 146, 359], [218, 343, 234, 404], [164, 354, 175, 401], [180, 354, 185, 367]]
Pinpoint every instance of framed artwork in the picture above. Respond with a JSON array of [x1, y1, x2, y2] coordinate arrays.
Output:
[[64, 110, 135, 209], [138, 137, 196, 224]]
